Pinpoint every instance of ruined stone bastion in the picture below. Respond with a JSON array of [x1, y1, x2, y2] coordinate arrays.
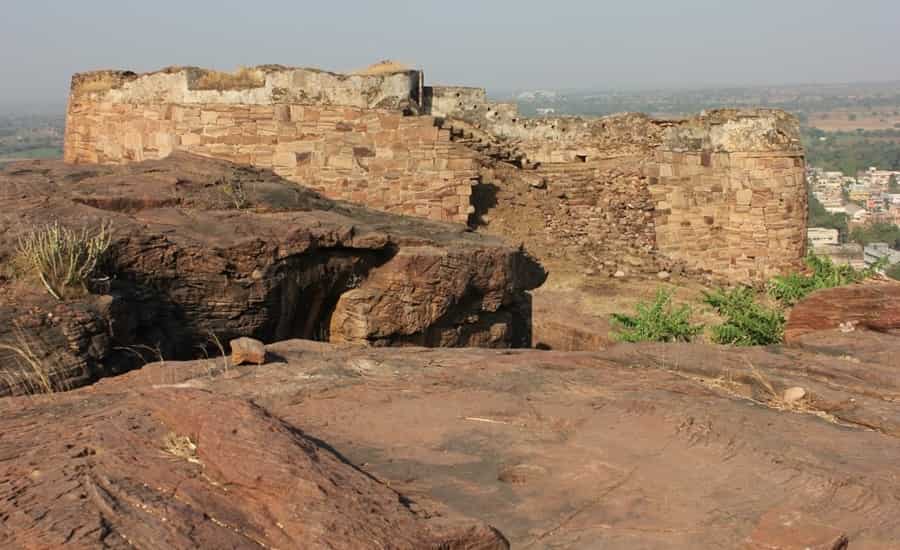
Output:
[[64, 65, 807, 281]]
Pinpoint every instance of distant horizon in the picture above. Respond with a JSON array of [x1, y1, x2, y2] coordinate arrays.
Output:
[[3, 76, 900, 116]]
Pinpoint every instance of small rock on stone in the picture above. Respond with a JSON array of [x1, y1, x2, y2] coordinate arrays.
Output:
[[657, 271, 671, 280], [613, 270, 626, 278], [782, 386, 806, 404], [230, 337, 266, 366]]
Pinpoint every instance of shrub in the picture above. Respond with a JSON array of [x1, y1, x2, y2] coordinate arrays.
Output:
[[704, 287, 785, 346], [767, 252, 882, 306], [887, 262, 900, 281], [15, 221, 112, 300], [610, 288, 704, 343], [193, 67, 265, 90], [221, 180, 248, 209]]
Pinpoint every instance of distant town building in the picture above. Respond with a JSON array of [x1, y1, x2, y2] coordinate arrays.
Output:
[[848, 183, 871, 203], [814, 243, 867, 269], [863, 167, 900, 191], [807, 227, 839, 247], [864, 242, 900, 267]]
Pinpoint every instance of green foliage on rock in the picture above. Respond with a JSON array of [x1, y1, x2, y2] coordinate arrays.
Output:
[[610, 289, 703, 343], [768, 252, 883, 306], [886, 262, 900, 281], [703, 287, 785, 346]]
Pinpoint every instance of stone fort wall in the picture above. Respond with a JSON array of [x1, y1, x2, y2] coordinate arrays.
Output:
[[64, 66, 807, 281], [434, 97, 806, 281], [65, 67, 476, 223]]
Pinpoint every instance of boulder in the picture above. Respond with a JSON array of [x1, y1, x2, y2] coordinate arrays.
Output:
[[785, 281, 900, 342], [230, 337, 266, 365]]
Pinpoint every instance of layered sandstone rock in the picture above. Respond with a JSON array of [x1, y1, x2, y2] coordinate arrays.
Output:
[[0, 385, 508, 549], [784, 280, 900, 342], [0, 154, 545, 396], [12, 326, 893, 549]]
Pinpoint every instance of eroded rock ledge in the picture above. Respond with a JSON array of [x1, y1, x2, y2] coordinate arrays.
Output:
[[0, 153, 545, 396]]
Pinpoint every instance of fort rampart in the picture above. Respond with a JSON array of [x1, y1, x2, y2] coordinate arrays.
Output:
[[65, 65, 806, 281]]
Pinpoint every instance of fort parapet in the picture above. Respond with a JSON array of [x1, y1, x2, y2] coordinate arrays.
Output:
[[65, 66, 475, 223], [64, 65, 807, 281]]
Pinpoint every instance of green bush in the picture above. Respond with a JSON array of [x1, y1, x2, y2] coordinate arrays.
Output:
[[610, 288, 703, 343], [886, 262, 900, 281], [703, 287, 785, 346], [767, 252, 882, 306]]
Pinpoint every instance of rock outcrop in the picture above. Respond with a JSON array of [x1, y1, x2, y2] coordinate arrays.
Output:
[[785, 280, 900, 342], [4, 325, 898, 548], [0, 386, 508, 549], [0, 154, 545, 396]]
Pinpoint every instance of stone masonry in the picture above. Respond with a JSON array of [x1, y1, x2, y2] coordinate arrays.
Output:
[[64, 65, 807, 281], [434, 93, 806, 281], [64, 67, 476, 223]]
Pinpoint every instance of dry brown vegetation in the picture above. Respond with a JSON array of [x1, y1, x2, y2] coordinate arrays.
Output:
[[193, 67, 266, 90], [352, 60, 411, 76], [74, 72, 133, 94], [162, 432, 202, 464], [14, 221, 112, 300], [0, 327, 76, 395]]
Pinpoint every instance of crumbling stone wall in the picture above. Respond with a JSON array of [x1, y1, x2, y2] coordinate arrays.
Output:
[[650, 112, 806, 279], [435, 92, 806, 280], [64, 67, 806, 281], [65, 67, 475, 223]]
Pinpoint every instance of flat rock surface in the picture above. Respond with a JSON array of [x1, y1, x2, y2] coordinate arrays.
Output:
[[51, 328, 900, 549], [0, 384, 508, 549]]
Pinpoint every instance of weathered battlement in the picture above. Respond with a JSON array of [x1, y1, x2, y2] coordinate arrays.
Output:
[[427, 87, 805, 280], [70, 66, 424, 109], [64, 64, 807, 281]]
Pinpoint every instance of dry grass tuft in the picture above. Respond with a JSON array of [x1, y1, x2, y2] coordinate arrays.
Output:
[[162, 432, 201, 464], [75, 73, 128, 94], [0, 327, 75, 395], [193, 67, 266, 90], [353, 60, 412, 76], [15, 221, 112, 300], [221, 180, 248, 210]]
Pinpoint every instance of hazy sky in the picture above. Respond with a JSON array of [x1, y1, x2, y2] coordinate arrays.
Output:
[[2, 0, 898, 106]]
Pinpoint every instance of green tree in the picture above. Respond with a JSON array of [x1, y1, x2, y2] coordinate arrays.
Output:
[[610, 289, 704, 343], [850, 222, 900, 248], [886, 262, 900, 281], [807, 191, 849, 242]]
